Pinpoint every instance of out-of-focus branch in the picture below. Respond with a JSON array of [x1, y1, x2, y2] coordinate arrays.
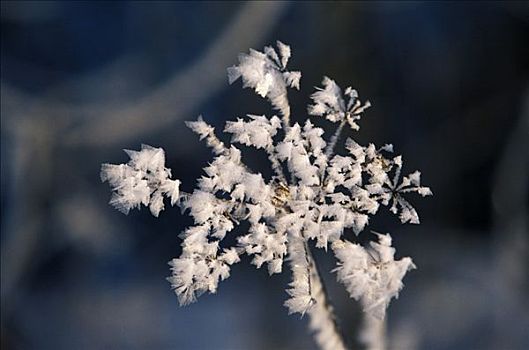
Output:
[[0, 0, 289, 321], [0, 120, 54, 313], [490, 88, 529, 349], [1, 1, 289, 147]]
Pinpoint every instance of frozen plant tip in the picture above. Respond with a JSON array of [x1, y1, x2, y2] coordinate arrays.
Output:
[[102, 41, 432, 350]]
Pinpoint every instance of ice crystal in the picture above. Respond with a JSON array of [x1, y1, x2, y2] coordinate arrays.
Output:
[[227, 40, 301, 123], [308, 76, 371, 130], [101, 144, 180, 217], [102, 42, 432, 345], [332, 233, 416, 319]]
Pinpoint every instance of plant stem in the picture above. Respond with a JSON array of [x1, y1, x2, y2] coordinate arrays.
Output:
[[359, 315, 386, 350], [304, 244, 349, 350], [324, 119, 347, 159]]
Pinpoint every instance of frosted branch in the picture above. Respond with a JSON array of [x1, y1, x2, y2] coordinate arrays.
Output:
[[306, 248, 348, 350], [325, 119, 347, 159], [186, 116, 227, 156], [101, 41, 432, 350]]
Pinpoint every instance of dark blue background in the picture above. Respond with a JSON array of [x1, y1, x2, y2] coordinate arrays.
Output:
[[2, 2, 528, 349]]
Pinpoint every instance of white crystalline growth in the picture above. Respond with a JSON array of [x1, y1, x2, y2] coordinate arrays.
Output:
[[362, 147, 433, 224], [101, 42, 432, 350], [332, 233, 416, 320], [227, 41, 301, 122], [224, 114, 282, 150], [284, 231, 315, 315], [101, 144, 180, 217], [308, 76, 372, 130]]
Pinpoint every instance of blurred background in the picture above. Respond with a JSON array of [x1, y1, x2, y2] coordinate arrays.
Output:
[[1, 1, 528, 349]]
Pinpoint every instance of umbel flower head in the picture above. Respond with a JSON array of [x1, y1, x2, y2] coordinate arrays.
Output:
[[102, 41, 431, 335]]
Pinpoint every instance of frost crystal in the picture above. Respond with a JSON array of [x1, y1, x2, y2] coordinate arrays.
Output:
[[102, 42, 432, 349], [227, 41, 301, 124], [308, 76, 371, 130], [332, 233, 416, 320], [101, 144, 180, 217]]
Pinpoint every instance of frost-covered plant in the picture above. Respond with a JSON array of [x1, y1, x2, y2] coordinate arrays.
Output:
[[101, 41, 431, 350]]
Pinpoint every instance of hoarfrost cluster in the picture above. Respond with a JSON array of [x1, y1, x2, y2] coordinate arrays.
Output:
[[102, 41, 431, 348]]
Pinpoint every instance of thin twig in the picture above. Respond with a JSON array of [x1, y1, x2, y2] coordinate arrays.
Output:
[[304, 243, 349, 350]]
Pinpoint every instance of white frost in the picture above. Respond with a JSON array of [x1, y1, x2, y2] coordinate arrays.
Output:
[[332, 233, 416, 319], [227, 41, 301, 123], [308, 76, 371, 130], [101, 144, 180, 217], [102, 42, 432, 348]]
